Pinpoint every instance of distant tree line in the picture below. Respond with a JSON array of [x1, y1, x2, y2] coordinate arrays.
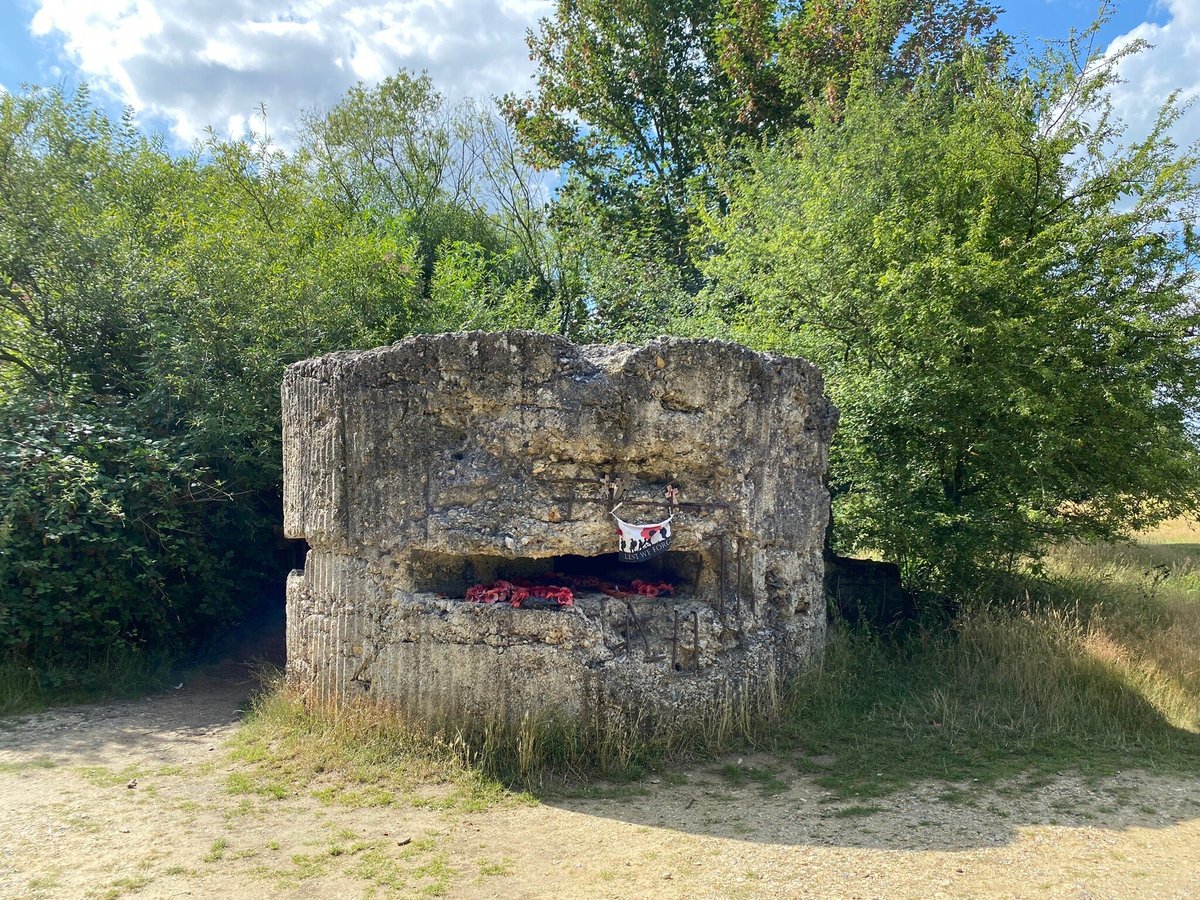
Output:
[[2, 1, 1198, 680]]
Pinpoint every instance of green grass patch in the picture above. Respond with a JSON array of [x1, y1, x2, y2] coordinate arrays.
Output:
[[97, 873, 154, 900], [26, 871, 61, 895], [228, 679, 535, 811], [76, 764, 147, 788], [354, 848, 408, 892], [225, 770, 288, 799], [830, 804, 886, 818], [712, 763, 790, 797], [0, 648, 175, 718], [412, 853, 456, 896], [478, 858, 512, 877], [0, 757, 57, 774], [203, 838, 229, 863], [248, 832, 453, 894], [546, 781, 650, 801]]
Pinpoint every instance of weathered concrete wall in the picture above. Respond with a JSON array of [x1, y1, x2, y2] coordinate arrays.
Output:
[[283, 331, 837, 728]]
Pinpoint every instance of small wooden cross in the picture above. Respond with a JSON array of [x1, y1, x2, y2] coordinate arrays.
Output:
[[602, 473, 619, 501]]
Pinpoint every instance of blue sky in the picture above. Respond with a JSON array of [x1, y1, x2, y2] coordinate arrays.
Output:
[[998, 0, 1167, 42], [0, 1, 1194, 150]]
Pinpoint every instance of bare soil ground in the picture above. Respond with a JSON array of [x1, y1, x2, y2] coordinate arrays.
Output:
[[1, 661, 1198, 899]]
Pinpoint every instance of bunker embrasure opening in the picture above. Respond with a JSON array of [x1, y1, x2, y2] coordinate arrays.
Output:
[[408, 549, 700, 596]]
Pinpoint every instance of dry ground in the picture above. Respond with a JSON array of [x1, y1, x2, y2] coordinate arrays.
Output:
[[1, 659, 1198, 899]]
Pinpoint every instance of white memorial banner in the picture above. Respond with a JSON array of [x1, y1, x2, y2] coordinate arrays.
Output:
[[614, 514, 673, 562]]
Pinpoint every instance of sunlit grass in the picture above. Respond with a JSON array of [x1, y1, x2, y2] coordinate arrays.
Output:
[[780, 534, 1200, 797], [1135, 515, 1200, 545], [230, 661, 793, 800], [229, 680, 538, 808]]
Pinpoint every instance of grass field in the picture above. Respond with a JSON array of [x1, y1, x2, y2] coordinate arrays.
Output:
[[777, 533, 1200, 798]]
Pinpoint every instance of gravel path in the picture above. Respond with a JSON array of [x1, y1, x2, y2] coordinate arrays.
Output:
[[1, 666, 1198, 899]]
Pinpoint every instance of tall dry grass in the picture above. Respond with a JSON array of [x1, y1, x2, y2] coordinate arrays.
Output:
[[231, 662, 790, 797], [781, 534, 1200, 795]]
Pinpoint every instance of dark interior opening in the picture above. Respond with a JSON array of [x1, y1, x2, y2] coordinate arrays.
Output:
[[409, 549, 703, 598]]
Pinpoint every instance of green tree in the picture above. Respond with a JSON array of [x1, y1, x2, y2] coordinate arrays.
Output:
[[302, 75, 509, 286], [453, 100, 585, 335], [508, 0, 730, 280], [0, 85, 423, 676], [145, 129, 421, 491], [548, 181, 696, 341], [702, 40, 1200, 586], [0, 85, 175, 395], [507, 0, 1001, 312], [300, 72, 577, 332], [778, 0, 1000, 111]]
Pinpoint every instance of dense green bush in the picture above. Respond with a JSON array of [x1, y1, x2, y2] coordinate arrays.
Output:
[[0, 399, 268, 681], [702, 43, 1200, 586]]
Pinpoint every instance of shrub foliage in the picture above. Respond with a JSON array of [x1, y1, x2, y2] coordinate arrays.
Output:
[[702, 42, 1200, 585], [0, 399, 258, 675]]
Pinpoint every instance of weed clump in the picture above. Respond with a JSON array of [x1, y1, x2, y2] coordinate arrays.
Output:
[[231, 660, 788, 797], [783, 537, 1200, 797]]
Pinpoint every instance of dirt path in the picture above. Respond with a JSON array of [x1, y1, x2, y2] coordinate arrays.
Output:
[[1, 668, 1198, 899]]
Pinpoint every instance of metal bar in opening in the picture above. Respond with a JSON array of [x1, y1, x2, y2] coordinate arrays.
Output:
[[671, 609, 679, 669], [624, 600, 655, 659], [718, 539, 727, 619], [548, 496, 729, 511]]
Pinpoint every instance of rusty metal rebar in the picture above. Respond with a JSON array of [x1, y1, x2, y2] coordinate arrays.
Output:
[[671, 609, 679, 669], [624, 599, 658, 660]]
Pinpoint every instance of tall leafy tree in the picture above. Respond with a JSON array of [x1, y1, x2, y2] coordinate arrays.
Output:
[[507, 0, 730, 280], [301, 73, 573, 331], [702, 39, 1200, 585], [778, 0, 1000, 111], [0, 85, 173, 395], [0, 85, 423, 675], [507, 0, 1001, 310], [300, 72, 490, 271]]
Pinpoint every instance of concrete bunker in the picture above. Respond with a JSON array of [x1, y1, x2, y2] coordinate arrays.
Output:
[[282, 331, 837, 728]]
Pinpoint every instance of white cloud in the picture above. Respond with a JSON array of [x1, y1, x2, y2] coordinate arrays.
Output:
[[28, 0, 551, 146], [1104, 0, 1200, 152]]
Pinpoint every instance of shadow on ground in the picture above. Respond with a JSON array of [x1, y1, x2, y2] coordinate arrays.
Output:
[[0, 599, 284, 765], [540, 750, 1200, 852], [2, 591, 1197, 857]]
